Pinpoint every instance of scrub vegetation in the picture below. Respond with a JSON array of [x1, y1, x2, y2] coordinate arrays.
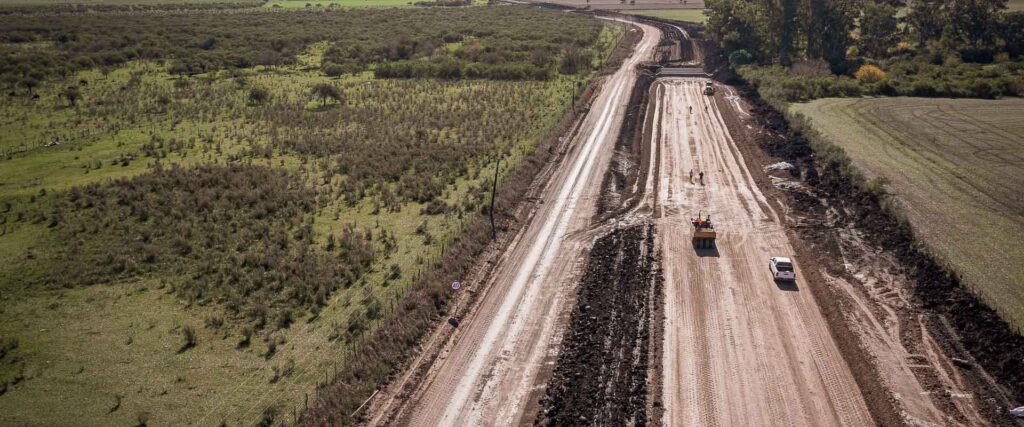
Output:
[[0, 4, 623, 425], [0, 7, 604, 84]]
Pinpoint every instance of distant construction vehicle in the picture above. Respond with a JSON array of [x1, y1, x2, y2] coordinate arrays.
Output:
[[704, 82, 715, 95], [691, 211, 716, 249]]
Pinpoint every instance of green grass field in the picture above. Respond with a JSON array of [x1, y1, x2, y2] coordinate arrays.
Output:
[[0, 66, 575, 427], [792, 97, 1024, 330], [0, 8, 623, 423], [625, 8, 706, 23]]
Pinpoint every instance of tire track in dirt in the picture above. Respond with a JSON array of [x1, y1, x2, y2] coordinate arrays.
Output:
[[655, 78, 874, 427]]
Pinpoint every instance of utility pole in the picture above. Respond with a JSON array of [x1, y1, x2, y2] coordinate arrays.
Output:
[[490, 153, 500, 240]]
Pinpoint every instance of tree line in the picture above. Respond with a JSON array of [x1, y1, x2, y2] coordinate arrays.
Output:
[[0, 5, 604, 92], [706, 0, 1024, 100], [707, 0, 1023, 72]]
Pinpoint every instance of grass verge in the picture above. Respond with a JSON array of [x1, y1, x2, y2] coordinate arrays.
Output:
[[624, 8, 706, 23]]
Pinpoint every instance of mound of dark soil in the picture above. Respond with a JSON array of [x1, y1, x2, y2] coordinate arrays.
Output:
[[535, 224, 659, 426]]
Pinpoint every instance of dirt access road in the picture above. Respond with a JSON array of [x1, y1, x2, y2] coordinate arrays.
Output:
[[648, 79, 875, 426], [364, 19, 662, 426]]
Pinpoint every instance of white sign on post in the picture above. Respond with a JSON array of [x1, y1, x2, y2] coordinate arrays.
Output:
[[451, 281, 461, 290]]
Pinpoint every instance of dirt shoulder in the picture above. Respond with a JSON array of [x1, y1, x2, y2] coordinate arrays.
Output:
[[715, 75, 1024, 425], [713, 85, 903, 427]]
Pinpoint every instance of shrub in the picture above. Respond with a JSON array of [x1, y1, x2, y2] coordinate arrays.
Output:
[[559, 46, 593, 75], [0, 7, 604, 85], [322, 63, 346, 77], [179, 325, 197, 353], [791, 59, 832, 78], [311, 83, 344, 106], [238, 327, 253, 349], [49, 165, 348, 333], [854, 64, 887, 84], [728, 49, 753, 66], [970, 79, 995, 98], [248, 87, 269, 105]]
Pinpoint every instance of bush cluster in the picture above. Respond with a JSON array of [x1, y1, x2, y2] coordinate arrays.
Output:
[[413, 0, 472, 6], [739, 56, 1024, 104], [247, 79, 571, 205], [47, 164, 373, 332], [374, 59, 554, 80], [0, 6, 603, 87]]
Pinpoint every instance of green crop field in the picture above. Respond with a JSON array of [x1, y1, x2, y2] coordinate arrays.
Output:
[[625, 8, 706, 23], [792, 97, 1024, 330], [0, 5, 623, 425]]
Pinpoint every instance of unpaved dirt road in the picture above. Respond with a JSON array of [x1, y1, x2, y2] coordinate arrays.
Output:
[[649, 79, 875, 426], [366, 20, 662, 426]]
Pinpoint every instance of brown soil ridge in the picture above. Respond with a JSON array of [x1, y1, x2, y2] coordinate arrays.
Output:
[[534, 224, 659, 426]]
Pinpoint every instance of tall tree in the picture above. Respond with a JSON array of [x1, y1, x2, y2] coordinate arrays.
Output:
[[311, 83, 343, 107], [943, 0, 1007, 59], [907, 0, 945, 46], [706, 0, 766, 61], [61, 86, 81, 107], [808, 0, 858, 72], [859, 1, 899, 58], [1001, 11, 1024, 58], [778, 0, 799, 65]]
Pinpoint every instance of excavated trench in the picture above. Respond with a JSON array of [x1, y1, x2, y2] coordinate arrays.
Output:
[[533, 224, 660, 426]]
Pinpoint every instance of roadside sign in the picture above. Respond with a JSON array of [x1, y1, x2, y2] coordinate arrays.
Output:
[[451, 281, 461, 290]]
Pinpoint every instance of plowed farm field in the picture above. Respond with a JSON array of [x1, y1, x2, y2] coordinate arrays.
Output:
[[792, 97, 1024, 330]]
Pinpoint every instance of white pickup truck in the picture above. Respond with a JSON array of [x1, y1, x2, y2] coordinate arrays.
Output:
[[769, 256, 796, 281]]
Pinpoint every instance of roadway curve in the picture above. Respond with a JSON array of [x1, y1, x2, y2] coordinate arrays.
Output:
[[366, 19, 662, 426], [649, 78, 875, 426]]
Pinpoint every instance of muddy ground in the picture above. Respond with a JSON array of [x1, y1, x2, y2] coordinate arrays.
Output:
[[721, 68, 1024, 424], [534, 225, 660, 426]]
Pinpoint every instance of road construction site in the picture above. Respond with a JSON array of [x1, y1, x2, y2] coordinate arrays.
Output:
[[362, 14, 1024, 427]]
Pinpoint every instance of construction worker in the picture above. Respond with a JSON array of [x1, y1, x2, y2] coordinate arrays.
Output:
[[699, 171, 705, 184]]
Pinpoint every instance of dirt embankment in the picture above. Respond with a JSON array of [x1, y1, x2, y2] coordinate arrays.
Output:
[[725, 69, 1024, 424], [534, 225, 660, 426], [595, 70, 655, 220], [595, 16, 690, 220]]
